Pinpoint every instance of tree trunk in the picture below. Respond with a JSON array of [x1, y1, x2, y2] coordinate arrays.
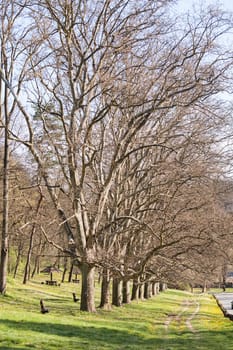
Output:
[[0, 78, 9, 295], [99, 268, 111, 310], [202, 280, 207, 293], [80, 263, 96, 312], [144, 282, 152, 299], [0, 245, 8, 294], [13, 242, 23, 279], [151, 282, 155, 296], [156, 282, 160, 294], [151, 282, 159, 296], [61, 257, 67, 283], [68, 261, 74, 282], [31, 254, 40, 278], [138, 283, 144, 300], [122, 280, 131, 304], [159, 282, 167, 292], [23, 231, 34, 284], [31, 238, 45, 278], [23, 193, 42, 284], [112, 277, 122, 307], [131, 278, 139, 301]]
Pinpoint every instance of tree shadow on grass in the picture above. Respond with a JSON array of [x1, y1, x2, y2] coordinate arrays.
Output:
[[1, 319, 233, 350], [0, 318, 159, 350], [0, 346, 29, 350]]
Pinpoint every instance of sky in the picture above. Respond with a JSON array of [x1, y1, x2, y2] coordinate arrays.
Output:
[[176, 0, 233, 12], [174, 0, 233, 56]]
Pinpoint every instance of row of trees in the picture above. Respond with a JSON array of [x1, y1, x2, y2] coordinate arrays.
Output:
[[1, 0, 233, 311]]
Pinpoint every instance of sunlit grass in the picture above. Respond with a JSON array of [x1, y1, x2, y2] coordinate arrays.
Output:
[[0, 276, 233, 349]]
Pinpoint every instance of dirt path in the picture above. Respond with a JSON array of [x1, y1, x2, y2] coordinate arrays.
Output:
[[164, 299, 200, 334]]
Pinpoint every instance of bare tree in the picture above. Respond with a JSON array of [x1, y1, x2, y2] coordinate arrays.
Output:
[[1, 1, 233, 310], [23, 189, 43, 284], [0, 0, 33, 293]]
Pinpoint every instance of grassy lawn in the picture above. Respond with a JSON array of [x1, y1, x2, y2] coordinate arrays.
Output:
[[0, 276, 233, 349]]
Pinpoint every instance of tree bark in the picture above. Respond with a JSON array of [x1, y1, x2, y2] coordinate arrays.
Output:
[[138, 283, 145, 300], [31, 255, 40, 278], [23, 193, 42, 284], [122, 280, 131, 304], [151, 282, 159, 296], [68, 261, 74, 282], [202, 280, 207, 293], [99, 268, 111, 310], [159, 282, 167, 292], [80, 263, 96, 312], [131, 278, 139, 301], [61, 257, 67, 283], [144, 282, 152, 299], [31, 239, 46, 278], [13, 242, 23, 279], [112, 277, 122, 307], [23, 230, 34, 284], [0, 69, 9, 295]]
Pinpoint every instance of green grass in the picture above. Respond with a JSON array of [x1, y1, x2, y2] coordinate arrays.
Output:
[[0, 276, 233, 349]]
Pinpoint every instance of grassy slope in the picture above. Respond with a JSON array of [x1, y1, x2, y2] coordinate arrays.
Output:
[[0, 276, 233, 350]]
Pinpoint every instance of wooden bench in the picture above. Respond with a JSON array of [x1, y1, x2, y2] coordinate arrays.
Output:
[[72, 292, 79, 302], [45, 280, 58, 286], [40, 299, 49, 313], [72, 279, 80, 283]]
